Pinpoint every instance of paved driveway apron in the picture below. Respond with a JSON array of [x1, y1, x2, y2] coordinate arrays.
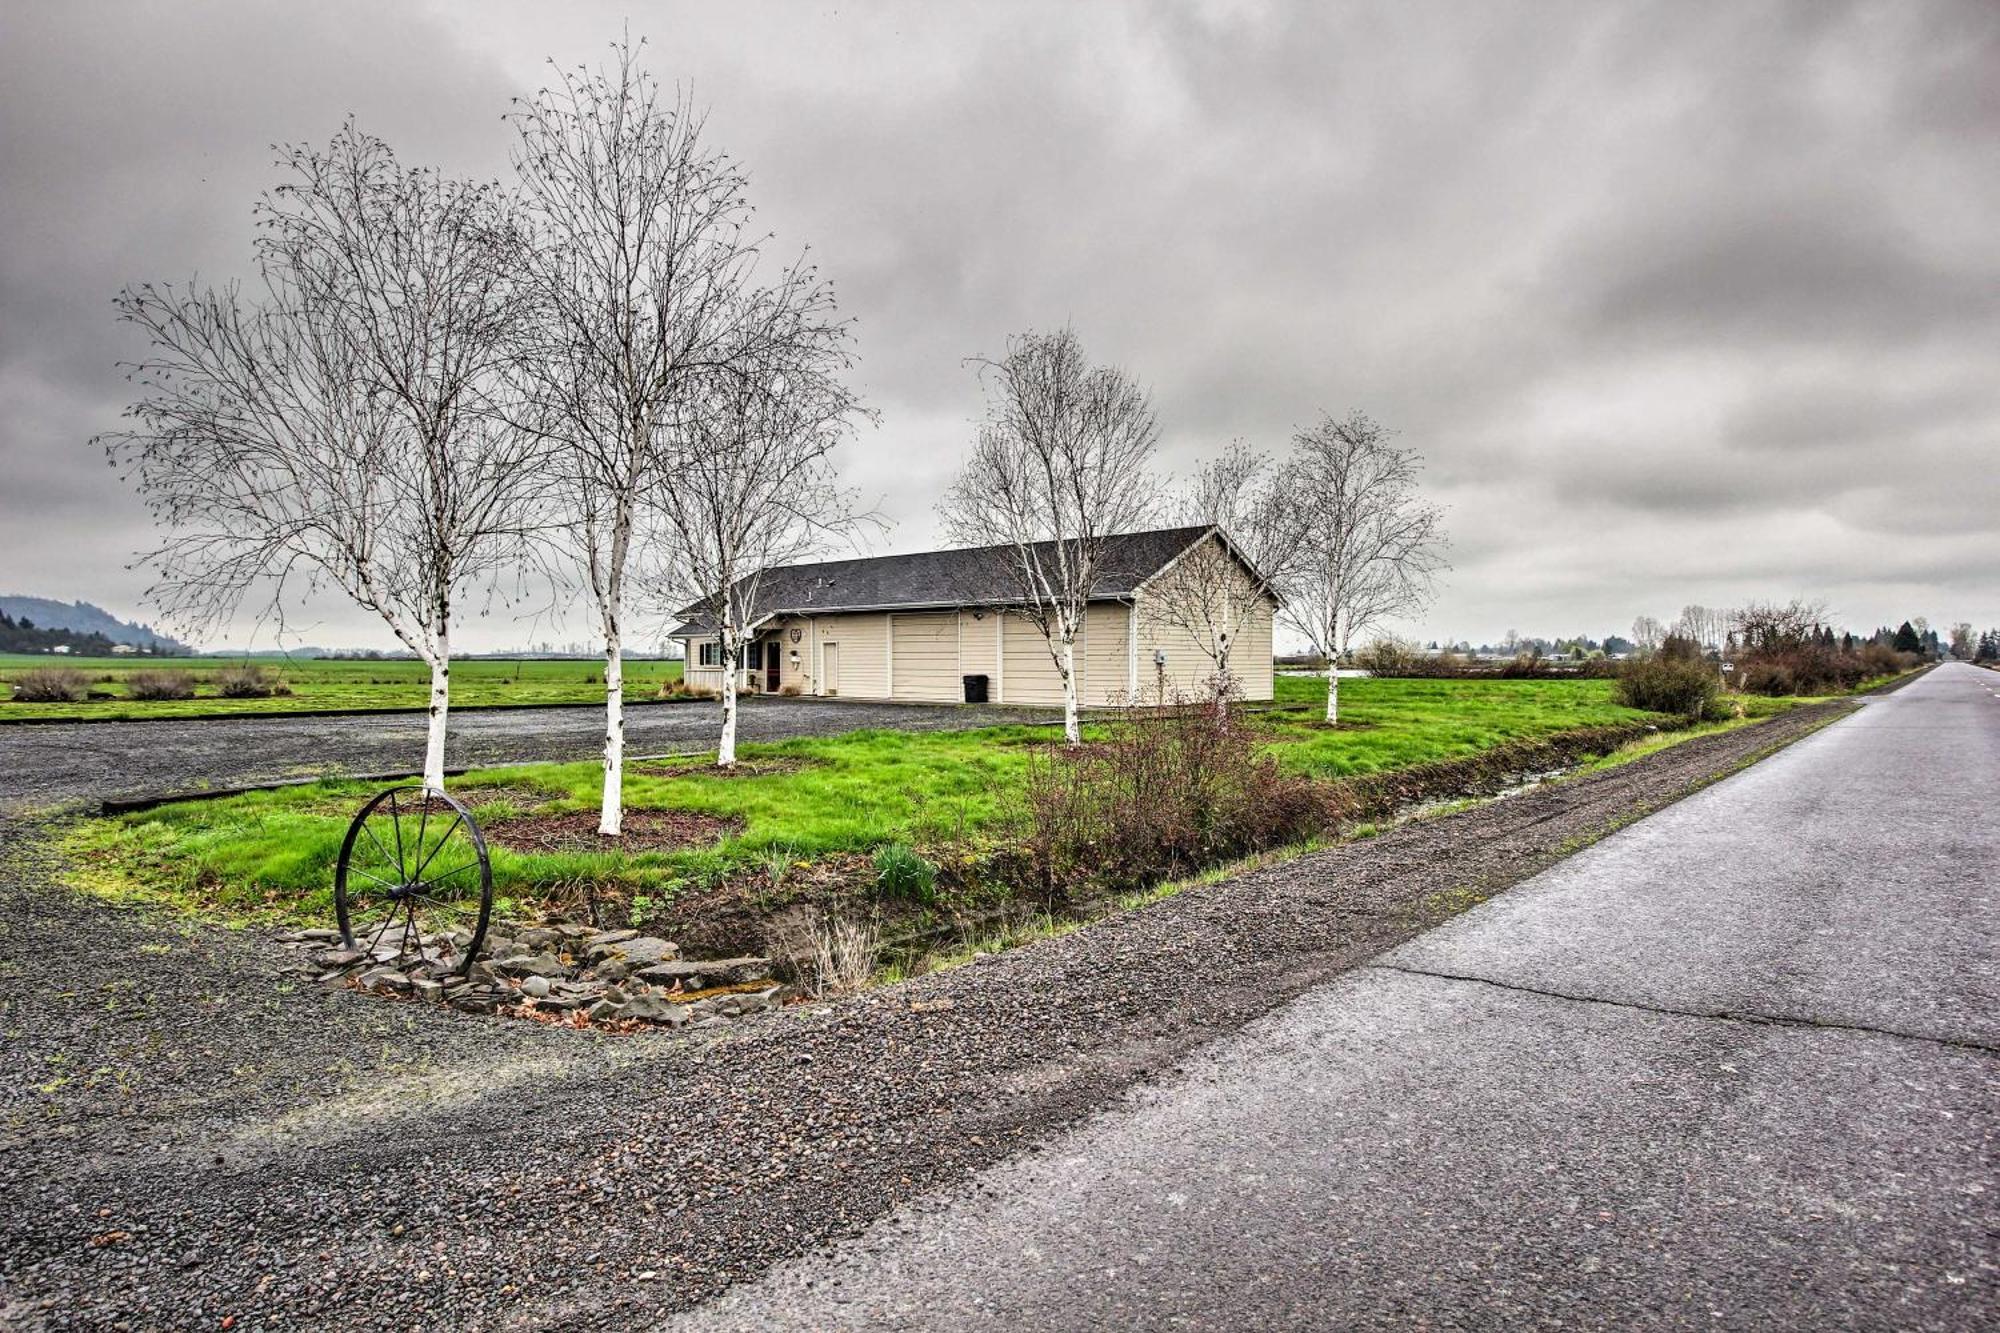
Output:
[[681, 664, 2000, 1331]]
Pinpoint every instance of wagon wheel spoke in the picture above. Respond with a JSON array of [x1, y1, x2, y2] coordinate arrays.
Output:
[[413, 860, 483, 897], [407, 811, 465, 886], [360, 817, 396, 877], [391, 790, 416, 883]]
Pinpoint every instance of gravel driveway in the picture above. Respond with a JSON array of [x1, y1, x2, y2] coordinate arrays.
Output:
[[0, 699, 1857, 1329]]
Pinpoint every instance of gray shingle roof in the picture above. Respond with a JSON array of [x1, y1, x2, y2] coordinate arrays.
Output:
[[669, 526, 1214, 637]]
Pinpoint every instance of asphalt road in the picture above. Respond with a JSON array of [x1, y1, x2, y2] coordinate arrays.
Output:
[[0, 696, 1053, 814], [682, 663, 2000, 1331]]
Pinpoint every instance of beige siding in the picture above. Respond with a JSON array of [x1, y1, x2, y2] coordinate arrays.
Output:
[[1236, 604, 1275, 700], [1080, 602, 1134, 706], [812, 613, 890, 698], [957, 610, 1000, 701], [999, 612, 1067, 706], [1134, 535, 1277, 702], [889, 611, 961, 701]]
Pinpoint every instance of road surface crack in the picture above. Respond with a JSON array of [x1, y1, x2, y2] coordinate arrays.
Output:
[[1369, 963, 2000, 1056]]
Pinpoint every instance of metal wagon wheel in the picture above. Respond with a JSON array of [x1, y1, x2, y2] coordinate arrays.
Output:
[[335, 786, 493, 979]]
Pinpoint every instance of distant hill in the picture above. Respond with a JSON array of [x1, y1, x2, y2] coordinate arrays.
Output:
[[0, 596, 188, 653]]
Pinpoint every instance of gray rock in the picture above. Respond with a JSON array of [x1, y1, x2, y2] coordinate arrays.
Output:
[[620, 993, 691, 1026], [633, 956, 771, 989], [553, 923, 595, 940], [520, 975, 552, 1000], [514, 927, 562, 951], [412, 978, 444, 1003], [359, 966, 411, 995], [587, 999, 625, 1021], [589, 960, 632, 984], [449, 990, 501, 1014], [495, 953, 566, 979], [585, 928, 638, 948], [589, 935, 679, 967], [314, 948, 365, 968]]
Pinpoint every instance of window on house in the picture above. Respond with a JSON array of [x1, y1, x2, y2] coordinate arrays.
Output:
[[698, 641, 719, 667]]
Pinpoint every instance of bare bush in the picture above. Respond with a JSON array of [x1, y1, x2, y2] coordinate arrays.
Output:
[[214, 665, 291, 698], [124, 670, 197, 700], [1730, 600, 1915, 695], [1614, 646, 1721, 719], [12, 668, 90, 703], [1023, 691, 1330, 892]]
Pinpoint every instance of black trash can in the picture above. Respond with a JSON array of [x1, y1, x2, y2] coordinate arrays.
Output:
[[962, 673, 989, 704]]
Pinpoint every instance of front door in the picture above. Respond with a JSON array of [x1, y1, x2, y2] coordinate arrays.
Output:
[[822, 642, 839, 696], [765, 641, 781, 693]]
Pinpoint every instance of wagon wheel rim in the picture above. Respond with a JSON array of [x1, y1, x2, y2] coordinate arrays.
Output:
[[335, 785, 493, 979]]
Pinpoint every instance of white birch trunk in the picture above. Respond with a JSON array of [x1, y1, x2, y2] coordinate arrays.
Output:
[[599, 594, 625, 837], [1214, 643, 1233, 723], [422, 619, 450, 793], [1326, 662, 1340, 724], [1060, 632, 1081, 745], [718, 628, 741, 767]]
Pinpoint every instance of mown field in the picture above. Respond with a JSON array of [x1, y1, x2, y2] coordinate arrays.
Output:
[[0, 654, 684, 720], [66, 675, 1672, 930]]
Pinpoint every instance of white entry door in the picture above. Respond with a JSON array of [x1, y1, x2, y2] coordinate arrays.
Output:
[[822, 641, 839, 696]]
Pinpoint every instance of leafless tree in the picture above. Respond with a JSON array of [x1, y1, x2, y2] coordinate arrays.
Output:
[[1629, 616, 1667, 656], [1150, 442, 1304, 714], [1282, 411, 1448, 724], [938, 328, 1160, 744], [509, 38, 774, 834], [102, 124, 539, 791], [1672, 604, 1731, 656], [1948, 621, 1975, 660], [648, 286, 869, 767]]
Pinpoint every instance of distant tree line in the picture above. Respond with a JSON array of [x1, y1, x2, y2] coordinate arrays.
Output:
[[0, 611, 123, 656]]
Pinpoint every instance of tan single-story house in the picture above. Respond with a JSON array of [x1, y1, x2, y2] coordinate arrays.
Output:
[[669, 525, 1275, 706]]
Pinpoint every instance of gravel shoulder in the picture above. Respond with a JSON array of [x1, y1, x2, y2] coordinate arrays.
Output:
[[0, 701, 1853, 1330]]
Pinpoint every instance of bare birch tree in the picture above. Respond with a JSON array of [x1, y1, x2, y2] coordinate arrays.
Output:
[[1282, 411, 1447, 724], [1150, 441, 1306, 713], [103, 124, 538, 790], [510, 38, 769, 834], [939, 328, 1160, 744], [1630, 615, 1667, 656], [649, 285, 868, 766]]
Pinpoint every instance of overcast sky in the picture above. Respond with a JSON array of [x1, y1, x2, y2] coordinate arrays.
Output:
[[2, 0, 1994, 652]]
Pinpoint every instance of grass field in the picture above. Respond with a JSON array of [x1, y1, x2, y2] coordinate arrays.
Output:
[[65, 675, 1667, 927], [0, 653, 684, 720]]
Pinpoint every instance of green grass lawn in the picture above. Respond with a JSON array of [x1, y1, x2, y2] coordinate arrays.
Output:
[[0, 653, 683, 720], [65, 676, 1664, 926]]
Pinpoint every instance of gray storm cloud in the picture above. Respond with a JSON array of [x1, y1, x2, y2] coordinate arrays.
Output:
[[1, 0, 1992, 650]]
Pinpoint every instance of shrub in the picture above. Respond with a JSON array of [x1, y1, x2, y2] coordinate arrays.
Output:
[[873, 844, 938, 904], [1023, 694, 1333, 894], [214, 665, 292, 698], [124, 670, 197, 701], [1614, 654, 1721, 719], [11, 668, 89, 703]]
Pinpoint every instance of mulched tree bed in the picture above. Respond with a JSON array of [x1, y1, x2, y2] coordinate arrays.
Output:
[[483, 808, 743, 855]]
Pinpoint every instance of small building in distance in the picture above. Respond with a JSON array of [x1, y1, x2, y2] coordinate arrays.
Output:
[[670, 526, 1275, 706]]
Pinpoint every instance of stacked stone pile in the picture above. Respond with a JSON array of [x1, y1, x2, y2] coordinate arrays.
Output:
[[275, 923, 786, 1028]]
